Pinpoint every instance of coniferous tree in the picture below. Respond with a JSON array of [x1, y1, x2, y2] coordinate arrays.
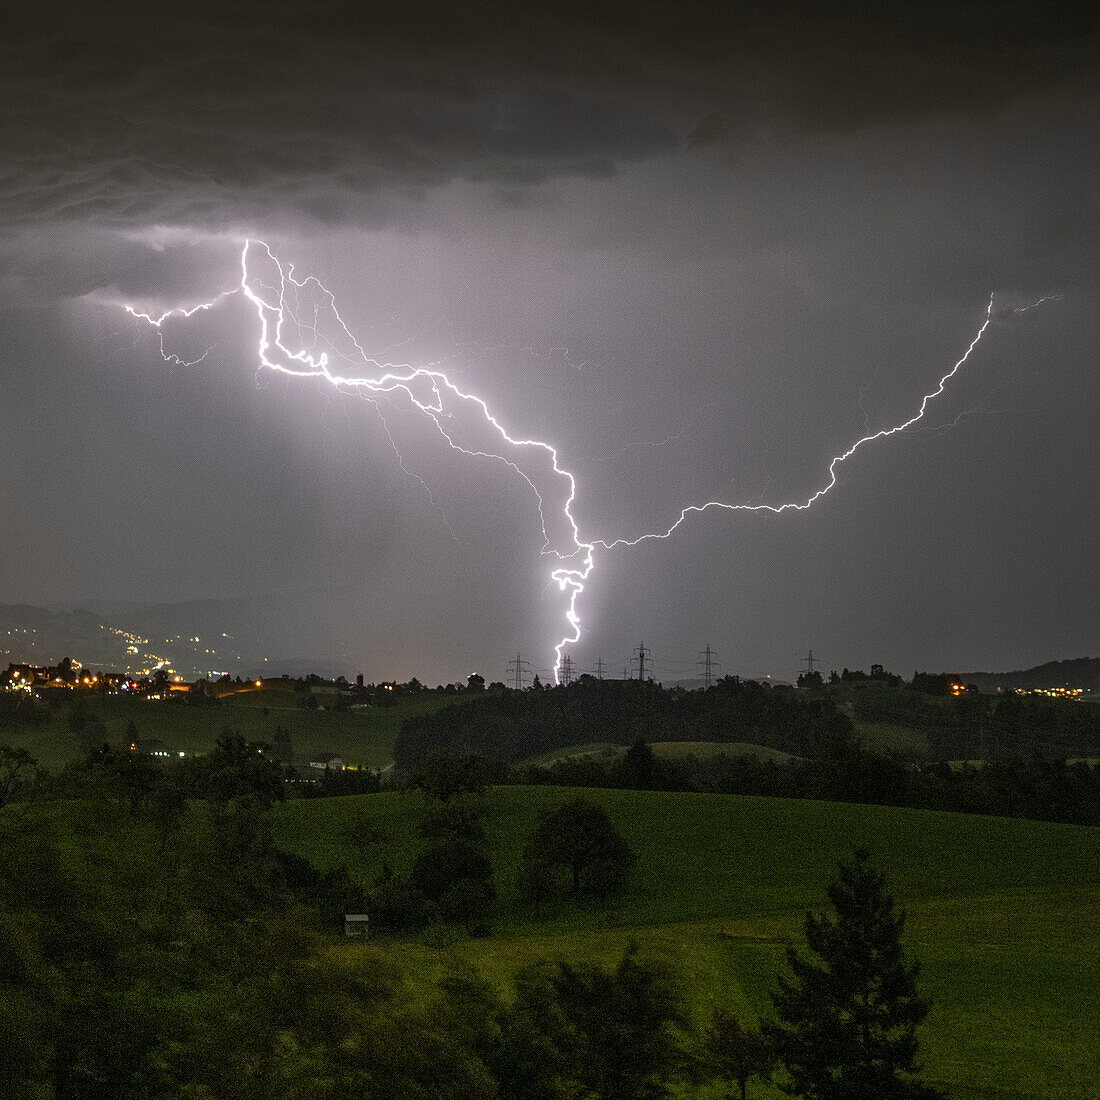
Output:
[[769, 848, 943, 1100]]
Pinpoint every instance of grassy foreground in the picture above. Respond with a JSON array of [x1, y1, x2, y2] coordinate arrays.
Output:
[[276, 786, 1100, 1099]]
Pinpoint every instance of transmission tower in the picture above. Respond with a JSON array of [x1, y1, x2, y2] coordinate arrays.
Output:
[[697, 644, 720, 689], [593, 657, 606, 681], [799, 649, 819, 683], [506, 653, 531, 690], [559, 653, 576, 686], [630, 641, 651, 681]]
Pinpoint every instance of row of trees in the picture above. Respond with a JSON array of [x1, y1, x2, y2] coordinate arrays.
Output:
[[520, 735, 1100, 827], [396, 674, 1100, 774], [396, 676, 855, 769]]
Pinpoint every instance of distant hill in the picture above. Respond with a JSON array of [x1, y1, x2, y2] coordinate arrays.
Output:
[[0, 600, 347, 681], [0, 604, 120, 667], [960, 657, 1100, 693]]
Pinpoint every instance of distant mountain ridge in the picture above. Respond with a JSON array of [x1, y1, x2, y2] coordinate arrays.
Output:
[[0, 601, 346, 682], [960, 657, 1100, 693], [0, 604, 117, 666]]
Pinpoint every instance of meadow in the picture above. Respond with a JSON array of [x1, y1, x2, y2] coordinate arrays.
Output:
[[276, 786, 1100, 1099]]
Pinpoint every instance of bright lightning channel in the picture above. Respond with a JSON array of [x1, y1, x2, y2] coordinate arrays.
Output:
[[122, 241, 1057, 681]]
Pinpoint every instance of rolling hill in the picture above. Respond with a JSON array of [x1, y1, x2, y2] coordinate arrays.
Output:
[[276, 786, 1100, 1099]]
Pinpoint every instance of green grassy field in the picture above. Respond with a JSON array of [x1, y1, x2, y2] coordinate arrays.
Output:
[[275, 786, 1100, 1099], [651, 740, 797, 764], [521, 742, 625, 766], [0, 690, 460, 770]]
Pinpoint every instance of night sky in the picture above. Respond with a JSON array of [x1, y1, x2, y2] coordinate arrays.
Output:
[[1, 2, 1096, 683]]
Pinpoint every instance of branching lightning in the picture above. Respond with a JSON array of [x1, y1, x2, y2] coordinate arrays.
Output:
[[120, 241, 1058, 681]]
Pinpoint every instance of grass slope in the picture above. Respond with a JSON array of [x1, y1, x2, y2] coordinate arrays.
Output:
[[276, 787, 1100, 1099], [521, 742, 624, 766], [521, 740, 796, 769], [651, 740, 796, 764]]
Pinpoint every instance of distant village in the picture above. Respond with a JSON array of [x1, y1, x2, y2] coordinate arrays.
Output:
[[0, 657, 487, 775], [1, 657, 456, 701]]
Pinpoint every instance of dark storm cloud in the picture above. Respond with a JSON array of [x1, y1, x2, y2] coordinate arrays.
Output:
[[1, 0, 1090, 252]]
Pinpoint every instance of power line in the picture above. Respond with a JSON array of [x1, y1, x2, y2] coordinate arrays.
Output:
[[799, 649, 819, 682], [506, 653, 531, 690], [697, 643, 720, 689]]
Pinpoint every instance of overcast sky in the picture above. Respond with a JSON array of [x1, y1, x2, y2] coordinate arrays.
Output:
[[1, 2, 1096, 682]]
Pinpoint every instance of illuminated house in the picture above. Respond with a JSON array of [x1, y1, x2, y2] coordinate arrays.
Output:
[[3, 661, 87, 688], [2, 663, 38, 687]]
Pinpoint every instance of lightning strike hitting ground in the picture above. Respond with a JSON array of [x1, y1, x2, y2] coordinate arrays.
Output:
[[120, 241, 1057, 681]]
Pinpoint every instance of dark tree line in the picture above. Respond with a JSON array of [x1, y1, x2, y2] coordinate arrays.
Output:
[[396, 676, 854, 770], [520, 735, 1100, 828], [397, 675, 1099, 775]]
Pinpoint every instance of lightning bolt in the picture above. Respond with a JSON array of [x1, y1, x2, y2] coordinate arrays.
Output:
[[123, 290, 238, 367], [593, 295, 1061, 555], [120, 243, 1058, 681]]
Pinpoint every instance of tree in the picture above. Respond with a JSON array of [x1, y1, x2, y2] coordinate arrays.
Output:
[[580, 854, 633, 911], [440, 876, 496, 937], [769, 848, 942, 1100], [68, 701, 106, 757], [342, 810, 388, 857], [704, 1008, 773, 1100], [365, 861, 433, 933], [619, 738, 656, 789], [512, 942, 689, 1100], [269, 725, 294, 764], [516, 853, 560, 918], [409, 838, 496, 934], [523, 797, 635, 896], [420, 799, 487, 847], [193, 731, 285, 809], [416, 753, 500, 802], [0, 745, 41, 809]]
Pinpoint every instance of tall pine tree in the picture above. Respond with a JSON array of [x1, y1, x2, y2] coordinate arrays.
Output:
[[769, 848, 943, 1100]]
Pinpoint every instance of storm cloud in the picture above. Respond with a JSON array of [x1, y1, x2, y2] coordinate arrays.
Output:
[[2, 2, 1090, 240]]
